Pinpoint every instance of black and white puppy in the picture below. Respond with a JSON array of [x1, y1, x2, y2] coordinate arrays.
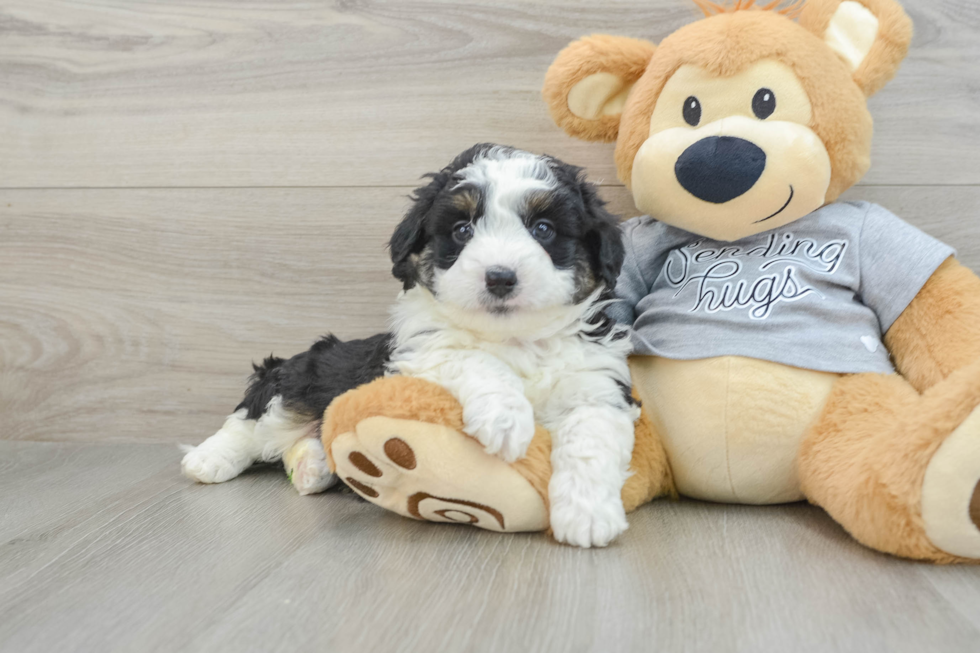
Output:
[[182, 144, 637, 547]]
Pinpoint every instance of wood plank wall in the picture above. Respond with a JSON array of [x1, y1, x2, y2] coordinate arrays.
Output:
[[2, 0, 979, 442]]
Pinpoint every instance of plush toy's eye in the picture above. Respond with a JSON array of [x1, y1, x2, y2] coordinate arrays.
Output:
[[530, 219, 555, 243], [752, 88, 776, 120], [683, 96, 702, 126], [452, 221, 474, 244]]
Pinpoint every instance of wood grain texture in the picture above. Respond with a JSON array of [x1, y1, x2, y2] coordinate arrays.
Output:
[[3, 3, 979, 650], [1, 0, 979, 188], [0, 441, 978, 653], [0, 188, 404, 442], [3, 186, 980, 444]]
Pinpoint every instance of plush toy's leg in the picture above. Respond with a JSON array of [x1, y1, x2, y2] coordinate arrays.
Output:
[[320, 376, 675, 536], [282, 435, 338, 495], [622, 392, 677, 511], [798, 360, 980, 563], [323, 376, 552, 532]]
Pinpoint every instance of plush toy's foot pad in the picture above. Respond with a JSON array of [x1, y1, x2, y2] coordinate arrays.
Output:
[[331, 416, 548, 532], [922, 404, 980, 559], [283, 436, 338, 496]]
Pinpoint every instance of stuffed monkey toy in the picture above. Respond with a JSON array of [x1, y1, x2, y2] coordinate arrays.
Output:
[[314, 0, 980, 563]]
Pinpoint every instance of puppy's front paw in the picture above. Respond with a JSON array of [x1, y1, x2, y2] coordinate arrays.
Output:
[[462, 393, 535, 463], [549, 480, 628, 548]]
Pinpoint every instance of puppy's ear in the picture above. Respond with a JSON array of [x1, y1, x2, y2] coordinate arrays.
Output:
[[390, 172, 447, 289], [580, 181, 625, 291], [543, 35, 656, 142], [799, 0, 913, 97]]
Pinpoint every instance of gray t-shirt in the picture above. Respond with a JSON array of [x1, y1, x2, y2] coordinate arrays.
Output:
[[610, 201, 955, 374]]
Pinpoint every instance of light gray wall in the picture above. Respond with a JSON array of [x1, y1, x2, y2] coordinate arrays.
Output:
[[2, 0, 978, 442]]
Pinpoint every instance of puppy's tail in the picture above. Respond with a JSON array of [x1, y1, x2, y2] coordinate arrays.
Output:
[[236, 355, 287, 420]]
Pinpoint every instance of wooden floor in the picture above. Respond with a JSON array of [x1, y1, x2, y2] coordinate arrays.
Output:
[[0, 440, 978, 653], [3, 0, 980, 650]]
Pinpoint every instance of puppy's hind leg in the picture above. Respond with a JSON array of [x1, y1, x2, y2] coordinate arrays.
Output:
[[182, 396, 324, 486], [252, 396, 336, 494], [182, 409, 262, 484], [283, 435, 337, 495], [183, 354, 286, 484]]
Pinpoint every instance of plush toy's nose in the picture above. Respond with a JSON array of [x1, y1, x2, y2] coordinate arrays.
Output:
[[675, 136, 767, 204]]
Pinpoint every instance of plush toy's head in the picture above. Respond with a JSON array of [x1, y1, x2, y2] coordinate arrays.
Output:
[[543, 0, 912, 242]]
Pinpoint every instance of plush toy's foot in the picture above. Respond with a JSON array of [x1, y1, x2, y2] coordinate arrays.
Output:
[[282, 436, 338, 495], [322, 376, 675, 538], [330, 415, 549, 532], [800, 362, 980, 563], [921, 405, 980, 558]]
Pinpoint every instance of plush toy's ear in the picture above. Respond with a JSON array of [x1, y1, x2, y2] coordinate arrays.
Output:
[[799, 0, 913, 97], [543, 35, 656, 142]]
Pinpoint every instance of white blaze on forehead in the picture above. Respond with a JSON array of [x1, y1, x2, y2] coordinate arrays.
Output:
[[455, 147, 556, 233], [433, 147, 576, 315]]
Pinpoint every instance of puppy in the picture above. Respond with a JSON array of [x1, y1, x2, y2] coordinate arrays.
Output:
[[182, 144, 637, 547]]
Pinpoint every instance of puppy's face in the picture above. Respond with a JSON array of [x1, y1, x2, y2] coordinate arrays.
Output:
[[390, 145, 624, 322]]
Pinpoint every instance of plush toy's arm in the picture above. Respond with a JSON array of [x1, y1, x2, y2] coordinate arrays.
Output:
[[884, 257, 980, 392]]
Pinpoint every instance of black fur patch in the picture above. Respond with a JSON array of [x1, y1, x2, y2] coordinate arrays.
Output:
[[389, 145, 491, 290], [236, 333, 393, 420], [543, 158, 626, 295]]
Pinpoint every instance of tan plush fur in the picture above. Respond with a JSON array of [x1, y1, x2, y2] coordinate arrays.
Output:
[[693, 0, 806, 18], [318, 0, 980, 559], [632, 355, 837, 503], [323, 376, 551, 507], [622, 395, 678, 512], [323, 376, 465, 454], [614, 9, 872, 202], [799, 0, 914, 96], [543, 35, 657, 143], [544, 1, 913, 202], [799, 359, 980, 564], [536, 0, 980, 561], [884, 258, 980, 393]]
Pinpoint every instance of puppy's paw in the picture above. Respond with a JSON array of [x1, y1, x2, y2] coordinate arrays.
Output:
[[462, 393, 535, 463], [283, 437, 338, 495], [549, 482, 628, 548], [181, 445, 249, 484]]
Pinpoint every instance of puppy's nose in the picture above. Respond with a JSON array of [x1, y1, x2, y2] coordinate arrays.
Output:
[[675, 136, 766, 204], [485, 266, 518, 298]]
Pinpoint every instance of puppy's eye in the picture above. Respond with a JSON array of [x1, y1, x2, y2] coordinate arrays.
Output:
[[683, 96, 701, 126], [530, 220, 555, 243], [452, 221, 474, 244], [752, 88, 776, 120]]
